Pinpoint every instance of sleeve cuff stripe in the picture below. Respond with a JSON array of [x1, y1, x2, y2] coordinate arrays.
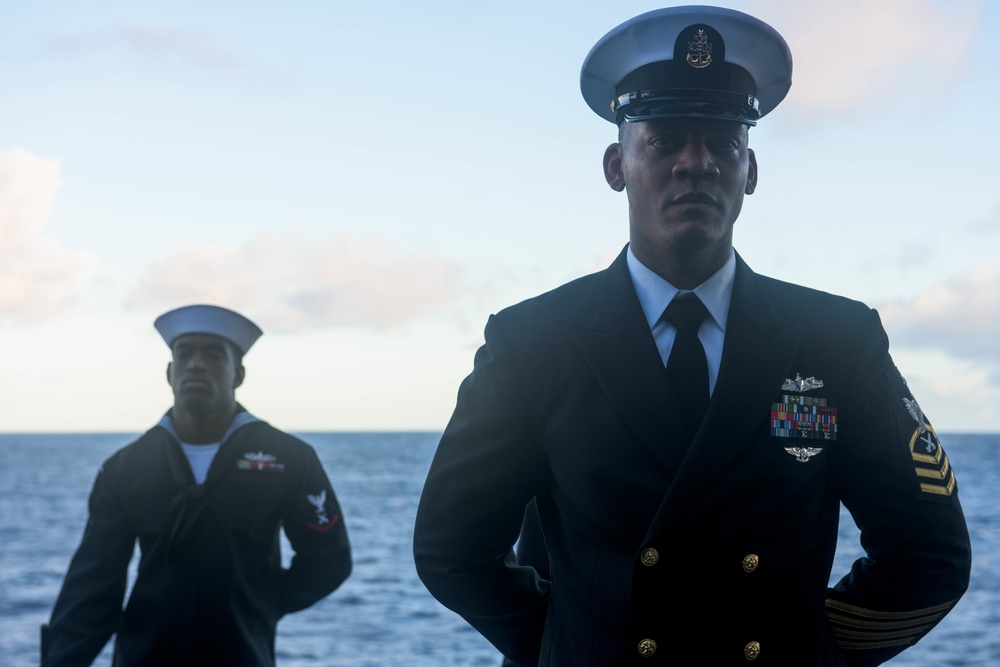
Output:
[[829, 624, 930, 641], [825, 597, 956, 620], [826, 614, 943, 632], [827, 611, 940, 631], [835, 637, 915, 650]]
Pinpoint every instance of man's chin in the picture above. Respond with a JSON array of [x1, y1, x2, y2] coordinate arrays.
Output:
[[177, 396, 214, 416], [665, 226, 726, 254]]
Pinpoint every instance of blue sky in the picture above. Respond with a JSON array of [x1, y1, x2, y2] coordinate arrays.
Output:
[[1, 0, 997, 432]]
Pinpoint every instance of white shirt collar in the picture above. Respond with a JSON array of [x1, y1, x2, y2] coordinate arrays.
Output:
[[626, 246, 736, 332]]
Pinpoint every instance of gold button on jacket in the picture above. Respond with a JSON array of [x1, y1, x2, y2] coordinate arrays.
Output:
[[744, 641, 761, 660], [640, 548, 659, 566], [637, 638, 657, 657], [742, 553, 759, 573]]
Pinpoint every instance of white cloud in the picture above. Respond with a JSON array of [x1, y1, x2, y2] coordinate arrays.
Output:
[[747, 0, 983, 116], [127, 233, 464, 333], [862, 266, 1000, 430], [888, 348, 999, 432], [878, 264, 1000, 364], [0, 150, 95, 323]]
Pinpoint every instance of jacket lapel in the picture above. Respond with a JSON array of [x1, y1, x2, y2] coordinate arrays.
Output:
[[572, 247, 698, 474], [644, 254, 805, 538]]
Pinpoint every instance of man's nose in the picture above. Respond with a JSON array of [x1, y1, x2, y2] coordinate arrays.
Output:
[[673, 142, 719, 179], [184, 351, 207, 370]]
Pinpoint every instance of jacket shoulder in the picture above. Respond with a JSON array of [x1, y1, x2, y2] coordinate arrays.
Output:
[[240, 420, 306, 447], [100, 427, 170, 470], [749, 272, 885, 342], [754, 272, 873, 317]]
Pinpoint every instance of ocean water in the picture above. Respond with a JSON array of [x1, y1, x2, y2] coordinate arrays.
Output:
[[1, 432, 996, 666]]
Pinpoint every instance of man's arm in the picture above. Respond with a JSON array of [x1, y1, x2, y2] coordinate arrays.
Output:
[[45, 463, 136, 667], [828, 312, 972, 667], [413, 314, 551, 667], [278, 444, 351, 616]]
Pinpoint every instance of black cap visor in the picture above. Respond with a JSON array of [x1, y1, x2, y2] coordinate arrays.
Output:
[[614, 88, 761, 126]]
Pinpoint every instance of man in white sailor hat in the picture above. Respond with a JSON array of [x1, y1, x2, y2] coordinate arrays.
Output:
[[45, 305, 352, 667], [414, 7, 970, 666]]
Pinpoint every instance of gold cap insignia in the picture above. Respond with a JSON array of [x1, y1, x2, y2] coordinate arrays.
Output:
[[686, 29, 713, 69]]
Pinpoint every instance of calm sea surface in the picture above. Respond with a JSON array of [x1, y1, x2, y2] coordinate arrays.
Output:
[[1, 432, 997, 666]]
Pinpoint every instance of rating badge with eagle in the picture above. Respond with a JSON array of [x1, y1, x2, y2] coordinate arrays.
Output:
[[900, 393, 954, 499]]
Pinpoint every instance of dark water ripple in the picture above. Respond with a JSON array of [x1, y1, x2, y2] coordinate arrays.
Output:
[[1, 432, 996, 665]]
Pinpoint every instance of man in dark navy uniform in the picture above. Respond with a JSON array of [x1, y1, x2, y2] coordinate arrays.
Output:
[[414, 6, 971, 666], [44, 305, 352, 667]]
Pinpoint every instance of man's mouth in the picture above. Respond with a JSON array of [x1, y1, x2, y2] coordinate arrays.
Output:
[[672, 192, 717, 206]]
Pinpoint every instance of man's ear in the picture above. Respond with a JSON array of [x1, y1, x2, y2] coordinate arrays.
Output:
[[234, 364, 245, 390], [603, 143, 626, 192], [166, 362, 173, 386], [745, 148, 758, 195]]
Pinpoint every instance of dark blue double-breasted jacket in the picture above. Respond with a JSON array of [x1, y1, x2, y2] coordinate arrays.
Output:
[[414, 247, 971, 666]]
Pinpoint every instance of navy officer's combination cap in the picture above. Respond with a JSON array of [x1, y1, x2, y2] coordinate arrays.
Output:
[[154, 304, 263, 356], [581, 5, 792, 126]]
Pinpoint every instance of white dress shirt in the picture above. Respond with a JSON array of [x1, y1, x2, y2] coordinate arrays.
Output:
[[626, 246, 736, 396]]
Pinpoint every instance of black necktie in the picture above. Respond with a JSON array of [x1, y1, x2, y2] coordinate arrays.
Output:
[[664, 293, 710, 439]]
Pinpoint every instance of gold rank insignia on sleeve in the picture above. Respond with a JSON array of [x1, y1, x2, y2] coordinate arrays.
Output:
[[902, 397, 955, 497]]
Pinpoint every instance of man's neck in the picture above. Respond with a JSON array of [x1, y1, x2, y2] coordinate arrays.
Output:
[[632, 242, 733, 290], [171, 405, 237, 444]]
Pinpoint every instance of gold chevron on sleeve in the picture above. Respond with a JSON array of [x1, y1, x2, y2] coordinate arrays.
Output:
[[920, 469, 956, 496], [825, 598, 956, 650], [906, 424, 955, 497], [914, 454, 950, 480]]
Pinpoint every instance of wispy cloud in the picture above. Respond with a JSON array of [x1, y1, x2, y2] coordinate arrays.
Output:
[[967, 203, 1000, 234], [750, 0, 983, 116], [0, 151, 95, 323], [49, 24, 248, 76], [126, 234, 464, 333], [877, 265, 1000, 365]]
